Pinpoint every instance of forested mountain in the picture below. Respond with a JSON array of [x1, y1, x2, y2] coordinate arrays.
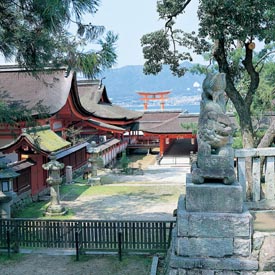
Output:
[[101, 64, 204, 103]]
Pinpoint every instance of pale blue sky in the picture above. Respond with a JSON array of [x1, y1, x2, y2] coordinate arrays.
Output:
[[0, 0, 200, 67], [92, 0, 200, 68]]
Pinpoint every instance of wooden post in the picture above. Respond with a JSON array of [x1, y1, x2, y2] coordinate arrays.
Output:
[[265, 156, 275, 200], [118, 230, 122, 261]]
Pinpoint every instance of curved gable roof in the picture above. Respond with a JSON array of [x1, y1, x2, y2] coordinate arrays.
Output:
[[0, 125, 71, 154], [76, 80, 142, 121], [0, 66, 74, 115]]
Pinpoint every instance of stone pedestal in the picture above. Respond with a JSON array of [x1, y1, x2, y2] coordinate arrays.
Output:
[[0, 193, 12, 218], [166, 175, 258, 274], [87, 177, 101, 186]]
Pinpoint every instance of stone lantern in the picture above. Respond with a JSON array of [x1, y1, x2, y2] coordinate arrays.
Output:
[[87, 141, 101, 185], [0, 162, 19, 218], [42, 153, 66, 216]]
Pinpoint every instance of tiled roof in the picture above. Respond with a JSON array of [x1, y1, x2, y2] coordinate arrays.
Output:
[[143, 114, 199, 134], [9, 159, 35, 171], [132, 111, 196, 133], [87, 119, 126, 132], [0, 66, 74, 115], [77, 80, 143, 121], [137, 110, 181, 122], [55, 142, 89, 159], [87, 138, 120, 153]]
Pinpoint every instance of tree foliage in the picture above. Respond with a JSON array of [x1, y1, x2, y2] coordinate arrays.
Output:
[[0, 0, 117, 78], [141, 0, 275, 148]]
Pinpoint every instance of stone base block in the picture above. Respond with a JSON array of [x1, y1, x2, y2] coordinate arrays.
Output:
[[186, 175, 243, 213], [176, 195, 253, 258], [164, 193, 257, 274], [169, 253, 258, 272], [177, 196, 253, 238], [176, 236, 234, 257]]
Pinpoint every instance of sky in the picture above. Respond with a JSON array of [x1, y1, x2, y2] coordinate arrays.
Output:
[[91, 0, 200, 68], [0, 0, 200, 67]]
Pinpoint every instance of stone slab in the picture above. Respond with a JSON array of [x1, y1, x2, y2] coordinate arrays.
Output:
[[177, 195, 253, 238], [169, 253, 258, 271], [185, 175, 243, 213], [259, 235, 275, 271], [234, 238, 251, 257], [176, 237, 234, 257]]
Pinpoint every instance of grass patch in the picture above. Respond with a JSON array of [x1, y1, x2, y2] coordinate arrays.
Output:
[[12, 201, 49, 218], [12, 201, 75, 219], [60, 183, 90, 200], [0, 253, 25, 264], [81, 185, 182, 202]]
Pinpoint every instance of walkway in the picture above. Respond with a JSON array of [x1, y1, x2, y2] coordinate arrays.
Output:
[[160, 139, 196, 166]]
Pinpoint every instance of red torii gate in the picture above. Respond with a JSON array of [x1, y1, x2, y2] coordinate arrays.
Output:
[[137, 91, 171, 110]]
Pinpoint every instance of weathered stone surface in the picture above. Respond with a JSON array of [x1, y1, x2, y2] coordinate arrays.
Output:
[[234, 238, 251, 257], [177, 198, 252, 238], [169, 254, 258, 271], [178, 269, 187, 275], [253, 232, 266, 251], [169, 269, 257, 275], [169, 269, 178, 275], [192, 73, 236, 185], [215, 272, 256, 275], [259, 235, 275, 271], [185, 179, 243, 213], [176, 237, 233, 258]]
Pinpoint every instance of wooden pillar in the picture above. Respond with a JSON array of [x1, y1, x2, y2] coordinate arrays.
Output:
[[159, 136, 165, 156], [160, 94, 165, 110], [144, 101, 148, 110]]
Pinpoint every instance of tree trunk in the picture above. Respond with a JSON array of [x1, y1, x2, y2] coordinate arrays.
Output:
[[258, 118, 275, 148], [213, 38, 256, 200]]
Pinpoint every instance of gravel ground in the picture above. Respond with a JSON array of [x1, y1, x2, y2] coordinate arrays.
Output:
[[0, 253, 152, 275]]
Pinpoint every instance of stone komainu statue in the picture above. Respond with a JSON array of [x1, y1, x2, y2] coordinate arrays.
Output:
[[192, 73, 236, 184]]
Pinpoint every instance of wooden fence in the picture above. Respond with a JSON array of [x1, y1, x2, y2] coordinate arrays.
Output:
[[0, 219, 175, 253], [235, 147, 275, 202]]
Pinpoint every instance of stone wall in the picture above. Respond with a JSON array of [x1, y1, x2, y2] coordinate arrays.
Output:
[[253, 232, 275, 273]]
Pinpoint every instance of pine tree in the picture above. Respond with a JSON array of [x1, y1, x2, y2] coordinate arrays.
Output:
[[0, 0, 117, 78]]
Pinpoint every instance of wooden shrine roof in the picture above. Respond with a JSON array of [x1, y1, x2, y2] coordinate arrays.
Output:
[[0, 125, 71, 154], [0, 66, 142, 125], [86, 118, 126, 133], [77, 80, 143, 121], [0, 66, 74, 116], [142, 113, 198, 134], [131, 111, 189, 132]]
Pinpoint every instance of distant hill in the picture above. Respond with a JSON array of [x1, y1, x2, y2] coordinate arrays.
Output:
[[101, 64, 204, 105]]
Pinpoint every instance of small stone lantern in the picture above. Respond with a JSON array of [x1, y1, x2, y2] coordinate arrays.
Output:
[[42, 153, 66, 216], [0, 162, 19, 218]]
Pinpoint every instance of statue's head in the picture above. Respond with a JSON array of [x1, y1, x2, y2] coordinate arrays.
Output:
[[202, 73, 226, 101]]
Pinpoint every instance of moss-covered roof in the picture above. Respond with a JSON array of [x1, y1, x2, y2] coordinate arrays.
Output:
[[23, 126, 71, 152], [0, 125, 71, 154]]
